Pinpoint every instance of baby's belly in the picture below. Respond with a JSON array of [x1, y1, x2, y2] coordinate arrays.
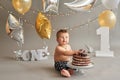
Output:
[[55, 56, 70, 62]]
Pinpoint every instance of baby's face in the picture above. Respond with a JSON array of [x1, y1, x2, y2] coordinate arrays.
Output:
[[57, 33, 69, 45]]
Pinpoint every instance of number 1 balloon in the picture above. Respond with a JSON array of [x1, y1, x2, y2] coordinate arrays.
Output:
[[42, 0, 59, 14], [6, 14, 24, 47], [64, 0, 97, 11]]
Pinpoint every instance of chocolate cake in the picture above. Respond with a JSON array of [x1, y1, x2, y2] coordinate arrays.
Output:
[[72, 51, 91, 66]]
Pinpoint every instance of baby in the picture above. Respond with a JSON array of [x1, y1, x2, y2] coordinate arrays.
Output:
[[54, 29, 84, 77]]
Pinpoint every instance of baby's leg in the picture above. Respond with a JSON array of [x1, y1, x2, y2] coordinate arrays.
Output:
[[61, 69, 71, 77]]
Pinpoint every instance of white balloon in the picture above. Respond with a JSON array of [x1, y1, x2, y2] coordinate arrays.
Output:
[[102, 0, 120, 9], [42, 0, 59, 14], [6, 14, 24, 47], [64, 0, 97, 11]]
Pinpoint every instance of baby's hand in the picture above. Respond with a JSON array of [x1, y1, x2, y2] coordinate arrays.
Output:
[[74, 50, 81, 55], [74, 49, 85, 55]]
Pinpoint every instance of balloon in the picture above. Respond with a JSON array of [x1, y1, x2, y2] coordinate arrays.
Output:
[[102, 0, 120, 9], [98, 10, 116, 28], [12, 0, 32, 15], [35, 12, 52, 39], [64, 0, 97, 11], [42, 0, 59, 14], [6, 14, 24, 47]]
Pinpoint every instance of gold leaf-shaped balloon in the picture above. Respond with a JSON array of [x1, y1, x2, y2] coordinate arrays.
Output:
[[35, 12, 52, 39]]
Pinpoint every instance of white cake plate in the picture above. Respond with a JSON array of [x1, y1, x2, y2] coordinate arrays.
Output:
[[67, 62, 94, 74]]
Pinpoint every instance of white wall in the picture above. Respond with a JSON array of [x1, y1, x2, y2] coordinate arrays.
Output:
[[0, 0, 120, 56]]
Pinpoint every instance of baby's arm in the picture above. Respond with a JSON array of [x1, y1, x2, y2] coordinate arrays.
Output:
[[55, 46, 80, 56]]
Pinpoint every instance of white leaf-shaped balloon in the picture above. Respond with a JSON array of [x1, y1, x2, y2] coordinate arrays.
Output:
[[6, 14, 24, 47], [64, 0, 97, 11]]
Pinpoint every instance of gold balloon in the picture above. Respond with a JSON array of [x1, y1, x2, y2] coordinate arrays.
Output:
[[35, 12, 52, 39], [98, 10, 116, 28], [12, 0, 32, 15]]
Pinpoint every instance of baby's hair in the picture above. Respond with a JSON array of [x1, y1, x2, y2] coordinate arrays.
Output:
[[56, 29, 68, 38]]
